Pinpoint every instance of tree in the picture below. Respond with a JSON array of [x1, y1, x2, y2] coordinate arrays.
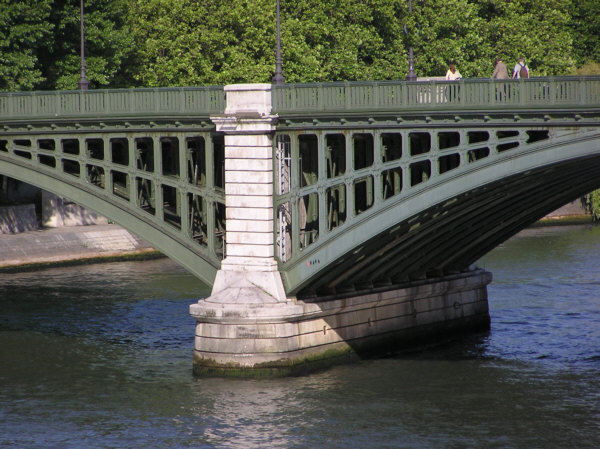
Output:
[[481, 0, 576, 77], [0, 0, 52, 91], [128, 0, 273, 86], [37, 0, 135, 90], [570, 0, 600, 68], [280, 0, 408, 82], [409, 0, 492, 78], [128, 0, 410, 86], [2, 0, 598, 90]]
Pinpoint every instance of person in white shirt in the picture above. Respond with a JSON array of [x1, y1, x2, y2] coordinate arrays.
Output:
[[445, 63, 462, 80], [512, 57, 530, 79]]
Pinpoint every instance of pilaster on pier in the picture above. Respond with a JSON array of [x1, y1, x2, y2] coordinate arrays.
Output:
[[207, 84, 286, 303]]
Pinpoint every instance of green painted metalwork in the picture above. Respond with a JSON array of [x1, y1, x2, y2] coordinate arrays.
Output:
[[274, 124, 600, 297], [0, 86, 225, 121], [0, 86, 226, 284], [1, 79, 599, 296], [273, 77, 600, 297], [272, 77, 600, 116], [0, 122, 226, 285]]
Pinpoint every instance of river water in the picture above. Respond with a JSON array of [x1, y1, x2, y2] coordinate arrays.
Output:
[[0, 225, 598, 448]]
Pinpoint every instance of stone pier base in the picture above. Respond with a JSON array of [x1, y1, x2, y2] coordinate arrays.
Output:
[[189, 269, 492, 377]]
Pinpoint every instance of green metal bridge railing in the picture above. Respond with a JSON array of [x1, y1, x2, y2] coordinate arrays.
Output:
[[272, 76, 600, 116], [2, 77, 598, 122], [0, 86, 226, 121]]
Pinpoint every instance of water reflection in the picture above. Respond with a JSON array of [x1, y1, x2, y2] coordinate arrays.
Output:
[[179, 352, 599, 449]]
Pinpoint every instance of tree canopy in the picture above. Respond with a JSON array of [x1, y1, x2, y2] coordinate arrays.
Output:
[[0, 0, 599, 91], [0, 0, 53, 90]]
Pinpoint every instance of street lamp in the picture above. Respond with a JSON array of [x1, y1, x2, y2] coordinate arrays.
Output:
[[405, 0, 417, 81], [272, 0, 285, 84], [78, 0, 89, 90]]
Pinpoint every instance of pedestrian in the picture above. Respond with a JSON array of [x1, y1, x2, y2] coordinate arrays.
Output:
[[445, 63, 462, 81], [491, 57, 509, 79], [512, 57, 529, 79]]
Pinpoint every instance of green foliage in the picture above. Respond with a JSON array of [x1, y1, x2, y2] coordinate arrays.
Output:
[[478, 0, 576, 77], [1, 0, 599, 90], [410, 0, 492, 78], [574, 61, 600, 75], [584, 190, 600, 223], [0, 0, 134, 91], [38, 0, 135, 90], [570, 0, 600, 67], [128, 0, 280, 86], [0, 0, 52, 91], [281, 0, 408, 82], [128, 0, 409, 85], [125, 0, 584, 85]]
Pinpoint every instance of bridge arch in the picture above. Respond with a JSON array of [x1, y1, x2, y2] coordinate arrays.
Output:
[[2, 80, 599, 296], [276, 126, 600, 296], [5, 81, 599, 374], [0, 155, 221, 285], [0, 124, 230, 286]]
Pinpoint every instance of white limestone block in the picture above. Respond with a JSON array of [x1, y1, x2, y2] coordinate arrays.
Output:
[[225, 146, 273, 159], [226, 243, 274, 258], [226, 207, 273, 221], [226, 219, 273, 233], [226, 231, 273, 245], [226, 195, 273, 208], [225, 134, 273, 148], [224, 84, 272, 116], [227, 171, 272, 184], [225, 183, 273, 196], [226, 158, 272, 172]]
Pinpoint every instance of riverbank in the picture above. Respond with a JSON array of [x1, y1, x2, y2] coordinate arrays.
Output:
[[0, 224, 163, 272], [533, 199, 591, 226]]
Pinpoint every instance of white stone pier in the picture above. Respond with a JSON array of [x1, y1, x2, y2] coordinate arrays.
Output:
[[189, 84, 492, 377], [208, 84, 287, 303]]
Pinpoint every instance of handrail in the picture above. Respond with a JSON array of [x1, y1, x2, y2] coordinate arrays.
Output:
[[2, 77, 599, 122], [0, 86, 226, 121], [272, 76, 600, 115]]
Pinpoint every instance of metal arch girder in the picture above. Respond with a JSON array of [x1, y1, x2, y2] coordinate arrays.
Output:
[[0, 124, 226, 286], [377, 158, 600, 283], [277, 126, 600, 295], [0, 155, 220, 286]]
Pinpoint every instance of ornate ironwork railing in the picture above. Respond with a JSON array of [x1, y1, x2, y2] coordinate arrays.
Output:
[[0, 86, 226, 121], [272, 76, 600, 115]]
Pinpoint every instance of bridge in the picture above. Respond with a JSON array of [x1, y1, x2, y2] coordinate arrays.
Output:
[[1, 77, 599, 375]]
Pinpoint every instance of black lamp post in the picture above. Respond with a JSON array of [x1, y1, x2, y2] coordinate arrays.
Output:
[[272, 0, 285, 84], [405, 0, 417, 81], [78, 0, 89, 90]]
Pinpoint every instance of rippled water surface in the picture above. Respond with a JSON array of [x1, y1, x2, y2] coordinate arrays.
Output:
[[1, 225, 599, 448]]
